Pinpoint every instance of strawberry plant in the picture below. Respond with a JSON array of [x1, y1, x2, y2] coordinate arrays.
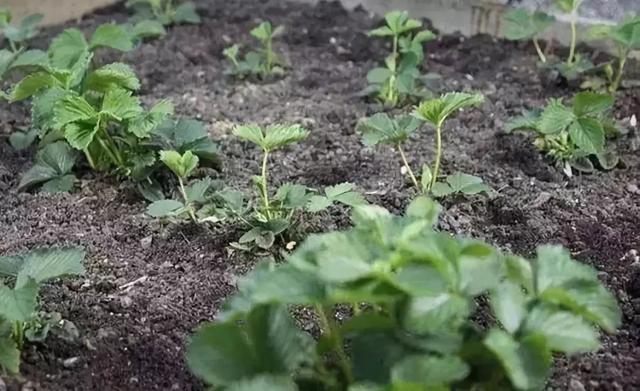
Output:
[[502, 9, 555, 63], [147, 150, 201, 222], [506, 92, 619, 175], [0, 9, 43, 53], [126, 0, 200, 26], [225, 124, 365, 250], [364, 10, 437, 107], [588, 16, 640, 92], [224, 21, 285, 80], [358, 92, 489, 198], [0, 247, 85, 375], [0, 23, 219, 193], [186, 196, 620, 390]]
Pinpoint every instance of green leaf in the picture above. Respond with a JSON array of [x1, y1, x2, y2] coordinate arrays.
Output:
[[187, 304, 313, 387], [131, 19, 166, 39], [366, 67, 393, 84], [556, 0, 583, 13], [9, 128, 38, 151], [41, 174, 76, 193], [419, 164, 432, 193], [9, 49, 48, 70], [0, 337, 20, 374], [3, 13, 42, 44], [262, 124, 309, 151], [572, 92, 614, 117], [18, 142, 76, 191], [101, 88, 143, 121], [569, 117, 605, 154], [308, 182, 367, 212], [128, 99, 173, 138], [491, 281, 528, 333], [357, 113, 421, 147], [86, 62, 141, 92], [503, 9, 554, 41], [0, 279, 38, 322], [160, 150, 199, 178], [484, 329, 551, 391], [505, 109, 541, 133], [90, 23, 134, 52], [539, 282, 621, 333], [414, 92, 484, 128], [173, 2, 200, 24], [250, 21, 274, 42], [368, 26, 394, 37], [403, 293, 470, 334], [430, 182, 453, 198], [187, 322, 262, 386], [147, 199, 185, 218], [437, 172, 492, 197], [522, 305, 599, 354], [48, 28, 89, 69], [246, 305, 315, 373], [54, 95, 98, 129], [233, 124, 265, 147], [10, 72, 59, 101], [4, 247, 85, 289], [226, 375, 297, 391], [534, 245, 601, 290], [64, 122, 100, 151], [391, 355, 470, 387], [537, 99, 575, 134]]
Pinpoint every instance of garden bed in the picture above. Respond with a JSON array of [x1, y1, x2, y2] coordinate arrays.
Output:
[[1, 0, 639, 390]]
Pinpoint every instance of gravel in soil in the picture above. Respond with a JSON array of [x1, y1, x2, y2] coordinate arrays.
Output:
[[0, 0, 639, 390]]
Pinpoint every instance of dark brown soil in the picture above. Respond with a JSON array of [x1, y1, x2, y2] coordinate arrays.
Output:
[[1, 1, 639, 390]]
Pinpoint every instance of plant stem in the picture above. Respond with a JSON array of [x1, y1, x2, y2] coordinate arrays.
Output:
[[430, 124, 443, 190], [396, 144, 420, 192], [315, 305, 354, 385], [568, 17, 577, 65], [261, 150, 272, 219], [610, 53, 627, 93], [83, 148, 96, 170], [178, 176, 198, 223], [12, 322, 24, 350], [533, 37, 546, 63], [386, 35, 399, 105]]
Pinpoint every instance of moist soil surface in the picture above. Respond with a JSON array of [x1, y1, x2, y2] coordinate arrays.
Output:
[[1, 1, 639, 390]]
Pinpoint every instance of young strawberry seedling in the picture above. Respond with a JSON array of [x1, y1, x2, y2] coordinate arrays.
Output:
[[126, 0, 200, 26], [364, 10, 437, 107], [588, 16, 640, 92], [149, 150, 200, 222], [0, 9, 43, 53], [0, 247, 85, 375], [229, 124, 365, 250], [359, 92, 489, 198], [186, 196, 620, 390], [224, 21, 285, 80], [506, 91, 619, 175], [502, 9, 555, 63]]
